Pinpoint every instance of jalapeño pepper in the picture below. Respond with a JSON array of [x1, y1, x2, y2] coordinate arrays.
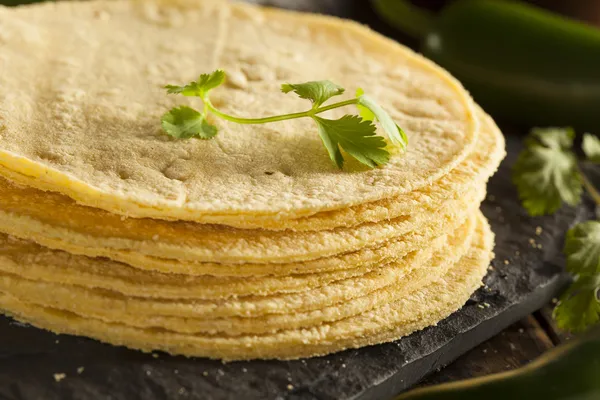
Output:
[[372, 0, 600, 130]]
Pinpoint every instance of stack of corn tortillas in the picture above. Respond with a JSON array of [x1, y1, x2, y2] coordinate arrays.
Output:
[[0, 0, 505, 360]]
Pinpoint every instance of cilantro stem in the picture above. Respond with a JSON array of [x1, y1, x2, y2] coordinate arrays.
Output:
[[578, 165, 600, 207], [205, 99, 359, 125], [315, 99, 361, 113]]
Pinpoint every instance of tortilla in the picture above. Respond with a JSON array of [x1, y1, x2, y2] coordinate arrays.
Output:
[[0, 110, 503, 236], [0, 109, 501, 273], [0, 215, 476, 334], [0, 215, 475, 320], [0, 213, 493, 360], [0, 233, 380, 299], [0, 182, 483, 274], [0, 0, 478, 223], [0, 229, 450, 300], [0, 0, 506, 362]]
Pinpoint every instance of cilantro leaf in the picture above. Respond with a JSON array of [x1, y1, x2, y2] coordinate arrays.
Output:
[[553, 275, 600, 333], [356, 91, 408, 150], [526, 127, 576, 149], [564, 221, 600, 277], [512, 127, 582, 216], [281, 80, 345, 108], [165, 70, 226, 99], [161, 106, 217, 139], [583, 134, 600, 163], [313, 115, 389, 169], [557, 221, 600, 332]]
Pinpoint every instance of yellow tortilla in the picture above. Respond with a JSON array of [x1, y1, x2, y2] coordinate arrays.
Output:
[[0, 234, 382, 299], [0, 215, 475, 320], [0, 214, 476, 334], [0, 0, 478, 223], [0, 110, 502, 271], [0, 213, 493, 360], [0, 109, 502, 233], [0, 182, 483, 272], [0, 229, 449, 300]]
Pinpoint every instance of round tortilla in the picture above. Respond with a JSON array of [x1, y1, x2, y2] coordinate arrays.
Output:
[[0, 214, 475, 320], [0, 215, 476, 334], [0, 0, 478, 223], [0, 213, 493, 360], [0, 184, 484, 275], [0, 109, 502, 270], [0, 110, 502, 233], [0, 233, 381, 299]]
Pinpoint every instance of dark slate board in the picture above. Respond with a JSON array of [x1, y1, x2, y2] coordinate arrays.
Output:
[[0, 133, 593, 400]]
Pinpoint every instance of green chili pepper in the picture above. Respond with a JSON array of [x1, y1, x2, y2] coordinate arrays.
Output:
[[372, 0, 600, 130], [0, 0, 41, 5], [394, 327, 600, 400]]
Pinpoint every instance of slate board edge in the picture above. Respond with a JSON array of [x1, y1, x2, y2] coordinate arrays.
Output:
[[355, 272, 569, 400]]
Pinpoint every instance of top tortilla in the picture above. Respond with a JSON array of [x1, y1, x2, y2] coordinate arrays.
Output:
[[0, 0, 477, 223]]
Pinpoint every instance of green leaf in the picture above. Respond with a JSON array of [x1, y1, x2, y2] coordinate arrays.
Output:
[[161, 106, 217, 139], [553, 275, 600, 333], [165, 70, 226, 99], [564, 221, 600, 277], [313, 115, 389, 169], [555, 220, 600, 333], [355, 88, 375, 121], [526, 127, 575, 149], [281, 80, 345, 108], [394, 123, 409, 149], [356, 93, 407, 150], [512, 127, 582, 216], [583, 133, 600, 163]]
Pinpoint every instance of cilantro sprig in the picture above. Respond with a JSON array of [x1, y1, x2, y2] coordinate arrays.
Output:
[[513, 128, 600, 332], [161, 70, 407, 169], [554, 222, 600, 333], [512, 128, 582, 216]]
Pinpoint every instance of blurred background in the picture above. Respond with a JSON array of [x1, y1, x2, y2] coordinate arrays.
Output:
[[6, 0, 600, 23], [6, 0, 598, 24]]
